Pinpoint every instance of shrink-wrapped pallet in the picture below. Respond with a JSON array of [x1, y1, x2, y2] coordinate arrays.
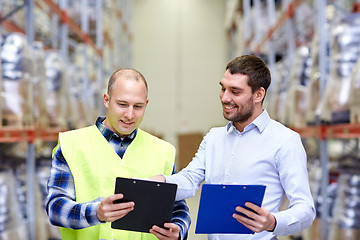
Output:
[[272, 60, 290, 124], [73, 44, 97, 125], [37, 160, 61, 240], [267, 62, 281, 120], [0, 33, 33, 127], [13, 162, 49, 240], [305, 31, 322, 125], [32, 42, 49, 128], [330, 167, 360, 240], [320, 13, 360, 123], [287, 46, 312, 128], [44, 50, 67, 128], [66, 64, 88, 128], [0, 167, 28, 240], [349, 55, 360, 123], [0, 1, 26, 31]]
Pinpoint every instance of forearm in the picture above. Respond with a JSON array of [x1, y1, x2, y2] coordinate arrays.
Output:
[[274, 134, 316, 235], [46, 145, 103, 229], [166, 174, 200, 200], [47, 196, 103, 229], [272, 203, 315, 236], [171, 199, 191, 240], [166, 160, 205, 201]]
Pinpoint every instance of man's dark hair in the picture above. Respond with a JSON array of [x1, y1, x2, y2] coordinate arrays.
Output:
[[226, 55, 271, 95]]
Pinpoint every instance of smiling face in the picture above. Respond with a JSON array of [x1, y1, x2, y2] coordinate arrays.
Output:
[[219, 70, 265, 132], [103, 72, 148, 137]]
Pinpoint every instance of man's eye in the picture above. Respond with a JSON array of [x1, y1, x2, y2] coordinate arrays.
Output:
[[119, 103, 127, 107], [134, 105, 143, 109]]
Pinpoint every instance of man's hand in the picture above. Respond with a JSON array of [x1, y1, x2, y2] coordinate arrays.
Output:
[[232, 202, 276, 233], [149, 223, 181, 240], [97, 194, 135, 222], [149, 174, 166, 182]]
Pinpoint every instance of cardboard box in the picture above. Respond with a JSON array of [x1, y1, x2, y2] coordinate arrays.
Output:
[[177, 132, 204, 171]]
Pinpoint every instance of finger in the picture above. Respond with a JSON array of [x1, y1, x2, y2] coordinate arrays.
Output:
[[233, 212, 251, 223], [112, 201, 135, 211], [149, 226, 167, 240], [150, 224, 179, 239], [245, 202, 261, 213], [102, 194, 124, 204], [232, 213, 261, 232], [164, 222, 180, 232], [101, 199, 134, 214], [150, 225, 167, 235], [104, 206, 135, 222], [235, 206, 257, 220], [241, 221, 259, 233]]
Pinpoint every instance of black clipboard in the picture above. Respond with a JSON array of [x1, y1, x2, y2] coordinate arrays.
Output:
[[111, 177, 177, 233], [195, 184, 266, 234]]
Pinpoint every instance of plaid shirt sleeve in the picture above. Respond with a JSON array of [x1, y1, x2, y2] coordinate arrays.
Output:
[[171, 166, 191, 240], [45, 145, 103, 229], [46, 144, 191, 239]]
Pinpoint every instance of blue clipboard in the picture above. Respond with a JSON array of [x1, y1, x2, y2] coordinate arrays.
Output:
[[195, 184, 266, 234]]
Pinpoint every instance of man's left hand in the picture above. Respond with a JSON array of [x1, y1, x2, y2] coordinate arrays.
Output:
[[232, 202, 276, 233], [150, 222, 181, 240]]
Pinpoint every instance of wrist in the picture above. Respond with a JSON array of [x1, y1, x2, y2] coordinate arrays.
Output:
[[267, 214, 276, 232], [96, 202, 106, 223]]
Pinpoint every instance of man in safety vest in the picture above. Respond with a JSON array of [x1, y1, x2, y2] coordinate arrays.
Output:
[[46, 68, 191, 240]]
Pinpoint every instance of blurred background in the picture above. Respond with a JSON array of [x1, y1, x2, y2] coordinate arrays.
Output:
[[0, 1, 360, 240]]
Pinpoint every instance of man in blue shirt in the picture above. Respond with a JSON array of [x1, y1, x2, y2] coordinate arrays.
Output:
[[152, 55, 315, 240]]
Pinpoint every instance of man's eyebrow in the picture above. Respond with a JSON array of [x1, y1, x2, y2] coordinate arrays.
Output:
[[230, 86, 242, 91], [115, 99, 146, 105], [219, 82, 242, 91], [115, 99, 128, 103], [134, 102, 146, 106]]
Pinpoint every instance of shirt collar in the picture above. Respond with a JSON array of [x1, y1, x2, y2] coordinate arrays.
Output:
[[226, 109, 270, 133], [95, 116, 137, 141]]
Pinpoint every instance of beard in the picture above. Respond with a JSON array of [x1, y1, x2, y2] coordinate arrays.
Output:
[[222, 96, 254, 123]]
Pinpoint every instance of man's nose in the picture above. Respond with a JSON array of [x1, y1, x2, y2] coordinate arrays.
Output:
[[124, 107, 134, 119], [220, 90, 231, 103]]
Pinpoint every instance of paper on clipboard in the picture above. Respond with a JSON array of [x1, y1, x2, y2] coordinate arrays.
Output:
[[195, 184, 266, 234]]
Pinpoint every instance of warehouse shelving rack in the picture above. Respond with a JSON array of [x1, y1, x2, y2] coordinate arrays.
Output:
[[0, 127, 65, 239], [294, 124, 360, 139], [0, 126, 66, 240], [0, 0, 133, 239], [226, 0, 360, 240]]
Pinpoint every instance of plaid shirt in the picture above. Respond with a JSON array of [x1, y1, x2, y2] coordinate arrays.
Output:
[[46, 117, 191, 239]]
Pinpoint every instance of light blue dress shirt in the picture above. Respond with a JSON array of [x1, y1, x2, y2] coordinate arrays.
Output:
[[166, 109, 315, 240]]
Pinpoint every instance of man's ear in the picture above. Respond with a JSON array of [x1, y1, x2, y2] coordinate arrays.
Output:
[[104, 93, 110, 108], [254, 87, 265, 103]]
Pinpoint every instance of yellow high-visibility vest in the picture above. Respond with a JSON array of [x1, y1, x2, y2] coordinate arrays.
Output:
[[55, 125, 175, 240]]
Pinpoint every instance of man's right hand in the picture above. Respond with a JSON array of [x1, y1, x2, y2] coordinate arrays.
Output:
[[97, 194, 135, 222]]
